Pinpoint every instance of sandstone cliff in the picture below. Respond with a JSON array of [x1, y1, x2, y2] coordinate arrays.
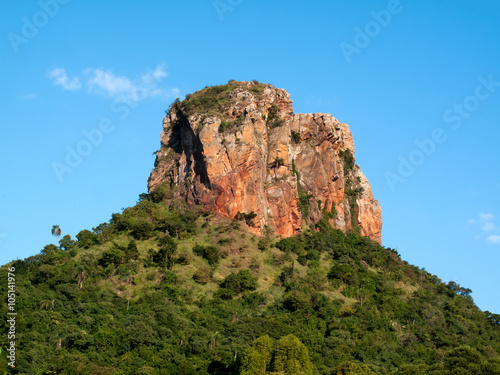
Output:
[[148, 81, 382, 243]]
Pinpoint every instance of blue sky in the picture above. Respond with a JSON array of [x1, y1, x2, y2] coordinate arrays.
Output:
[[1, 0, 499, 312]]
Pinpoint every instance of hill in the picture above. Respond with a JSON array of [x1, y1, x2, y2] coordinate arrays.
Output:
[[1, 195, 499, 374], [2, 81, 499, 375]]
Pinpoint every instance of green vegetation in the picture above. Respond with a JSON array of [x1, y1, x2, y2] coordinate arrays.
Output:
[[266, 104, 285, 129], [235, 211, 258, 227], [291, 130, 301, 143], [269, 156, 285, 179], [170, 81, 269, 118], [241, 334, 312, 375], [1, 195, 499, 374], [339, 149, 355, 174], [218, 120, 234, 133], [320, 200, 337, 221], [339, 149, 362, 234]]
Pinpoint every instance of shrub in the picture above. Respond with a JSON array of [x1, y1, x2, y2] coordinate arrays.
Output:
[[99, 248, 124, 268], [131, 220, 154, 240], [267, 104, 284, 129], [218, 120, 234, 133], [242, 291, 267, 307], [125, 240, 139, 261], [192, 244, 221, 265], [257, 238, 270, 252], [291, 131, 301, 143], [339, 149, 355, 173], [235, 211, 257, 226], [213, 288, 235, 300], [275, 237, 302, 254], [306, 250, 321, 261], [176, 251, 193, 265], [149, 182, 174, 203], [220, 270, 258, 294], [192, 266, 212, 285]]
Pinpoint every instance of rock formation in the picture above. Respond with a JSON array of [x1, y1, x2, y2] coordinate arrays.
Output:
[[148, 81, 382, 243]]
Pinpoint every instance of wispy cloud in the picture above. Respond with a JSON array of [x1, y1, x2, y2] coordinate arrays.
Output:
[[48, 64, 175, 103], [482, 222, 496, 232], [487, 235, 500, 245], [480, 213, 494, 221], [48, 68, 82, 91], [470, 213, 500, 246]]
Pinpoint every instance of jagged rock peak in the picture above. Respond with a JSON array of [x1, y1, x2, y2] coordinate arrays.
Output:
[[148, 81, 382, 243]]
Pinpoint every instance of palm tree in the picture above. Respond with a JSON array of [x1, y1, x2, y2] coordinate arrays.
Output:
[[51, 225, 61, 243], [270, 156, 285, 178]]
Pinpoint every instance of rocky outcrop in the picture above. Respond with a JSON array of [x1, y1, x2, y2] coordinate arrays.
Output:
[[148, 81, 382, 243]]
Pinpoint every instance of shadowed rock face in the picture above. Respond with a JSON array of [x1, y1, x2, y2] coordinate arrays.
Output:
[[148, 81, 382, 243]]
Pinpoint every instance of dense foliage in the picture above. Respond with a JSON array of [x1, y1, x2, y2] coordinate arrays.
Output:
[[170, 80, 268, 118], [1, 196, 499, 374]]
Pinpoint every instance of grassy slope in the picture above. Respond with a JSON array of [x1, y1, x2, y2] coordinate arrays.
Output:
[[1, 195, 499, 375]]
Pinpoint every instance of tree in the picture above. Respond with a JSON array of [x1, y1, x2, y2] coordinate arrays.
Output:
[[241, 335, 273, 375], [193, 244, 221, 265], [236, 211, 257, 227], [269, 156, 285, 178], [125, 240, 139, 261], [241, 334, 313, 375], [51, 225, 61, 243], [158, 235, 177, 270], [99, 248, 124, 267], [58, 235, 75, 251], [274, 334, 313, 375], [443, 345, 485, 373], [333, 360, 374, 374], [220, 270, 258, 294], [131, 220, 153, 240], [76, 230, 98, 249]]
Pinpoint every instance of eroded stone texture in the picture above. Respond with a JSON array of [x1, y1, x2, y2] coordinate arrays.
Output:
[[148, 82, 382, 243]]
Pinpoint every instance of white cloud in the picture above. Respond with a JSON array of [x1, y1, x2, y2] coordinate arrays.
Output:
[[479, 213, 494, 221], [87, 64, 170, 102], [87, 69, 136, 98], [481, 222, 496, 232], [487, 235, 500, 245], [49, 64, 175, 103], [141, 64, 167, 84], [48, 68, 82, 91], [467, 219, 475, 225]]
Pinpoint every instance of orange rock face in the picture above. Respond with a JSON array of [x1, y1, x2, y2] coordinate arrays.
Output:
[[148, 82, 382, 243]]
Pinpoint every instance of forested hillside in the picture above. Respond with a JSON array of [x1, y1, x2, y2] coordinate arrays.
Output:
[[1, 192, 499, 374]]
